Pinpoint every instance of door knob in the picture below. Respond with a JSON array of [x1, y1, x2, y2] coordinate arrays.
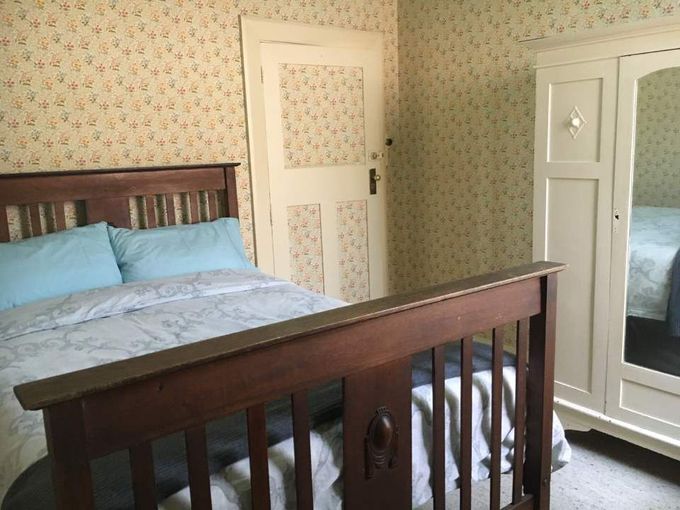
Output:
[[369, 168, 381, 195], [369, 151, 384, 160]]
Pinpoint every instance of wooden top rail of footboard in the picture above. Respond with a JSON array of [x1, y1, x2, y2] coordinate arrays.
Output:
[[15, 261, 564, 415]]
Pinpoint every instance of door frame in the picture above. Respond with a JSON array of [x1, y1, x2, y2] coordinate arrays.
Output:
[[240, 16, 383, 273]]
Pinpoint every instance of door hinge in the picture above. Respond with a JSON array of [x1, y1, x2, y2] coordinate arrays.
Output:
[[260, 66, 264, 84]]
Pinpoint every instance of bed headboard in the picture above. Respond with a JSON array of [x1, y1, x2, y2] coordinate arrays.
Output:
[[0, 163, 240, 242]]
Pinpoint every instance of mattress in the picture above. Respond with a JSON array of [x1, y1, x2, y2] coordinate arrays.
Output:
[[0, 269, 570, 508], [627, 206, 680, 320]]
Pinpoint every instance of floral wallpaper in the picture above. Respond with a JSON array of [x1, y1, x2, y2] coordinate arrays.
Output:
[[2, 0, 679, 294], [279, 63, 365, 168], [393, 0, 680, 291], [633, 67, 680, 209], [337, 199, 369, 302], [0, 0, 399, 266], [287, 203, 324, 294]]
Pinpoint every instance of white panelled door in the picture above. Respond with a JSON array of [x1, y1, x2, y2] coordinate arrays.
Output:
[[259, 42, 387, 302]]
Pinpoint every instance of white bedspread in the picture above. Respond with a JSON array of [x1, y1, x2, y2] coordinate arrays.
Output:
[[627, 207, 680, 320], [0, 269, 570, 508]]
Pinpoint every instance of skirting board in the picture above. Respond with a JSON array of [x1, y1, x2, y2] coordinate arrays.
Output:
[[555, 398, 680, 461]]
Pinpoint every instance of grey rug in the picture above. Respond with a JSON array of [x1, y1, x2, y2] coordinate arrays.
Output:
[[419, 430, 680, 509]]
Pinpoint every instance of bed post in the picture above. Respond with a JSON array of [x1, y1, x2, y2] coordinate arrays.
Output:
[[43, 399, 95, 509], [224, 165, 239, 218], [524, 272, 558, 509]]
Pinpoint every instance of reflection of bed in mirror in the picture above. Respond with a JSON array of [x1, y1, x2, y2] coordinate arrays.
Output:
[[625, 206, 680, 376]]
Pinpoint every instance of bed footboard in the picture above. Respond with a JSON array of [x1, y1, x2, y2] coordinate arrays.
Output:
[[14, 261, 564, 510]]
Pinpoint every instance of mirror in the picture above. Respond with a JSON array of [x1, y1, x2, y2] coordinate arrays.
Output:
[[624, 67, 680, 376]]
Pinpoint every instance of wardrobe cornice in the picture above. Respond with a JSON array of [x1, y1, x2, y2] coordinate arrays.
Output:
[[522, 15, 680, 68]]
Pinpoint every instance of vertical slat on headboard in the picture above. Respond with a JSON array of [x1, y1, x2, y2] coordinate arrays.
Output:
[[207, 191, 218, 221], [165, 194, 176, 226], [0, 206, 9, 242], [144, 196, 157, 229], [189, 192, 200, 224], [54, 202, 67, 231], [29, 204, 42, 236]]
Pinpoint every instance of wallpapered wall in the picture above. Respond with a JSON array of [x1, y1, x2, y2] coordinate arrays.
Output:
[[2, 1, 679, 293], [633, 67, 680, 209], [0, 0, 399, 265], [393, 0, 679, 291]]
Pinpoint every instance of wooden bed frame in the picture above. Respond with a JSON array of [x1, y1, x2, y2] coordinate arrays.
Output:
[[0, 164, 564, 510]]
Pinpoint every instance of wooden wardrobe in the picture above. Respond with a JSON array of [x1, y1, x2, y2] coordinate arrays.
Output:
[[527, 17, 680, 459]]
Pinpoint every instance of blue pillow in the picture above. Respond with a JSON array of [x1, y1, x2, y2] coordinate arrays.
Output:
[[0, 222, 123, 311], [108, 218, 254, 283]]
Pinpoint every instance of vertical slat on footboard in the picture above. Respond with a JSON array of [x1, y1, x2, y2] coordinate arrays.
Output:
[[185, 426, 212, 509], [247, 404, 271, 510], [129, 442, 157, 509], [432, 345, 446, 510], [43, 400, 95, 510], [491, 328, 504, 509], [292, 392, 313, 510], [524, 274, 558, 509], [513, 319, 529, 503], [460, 336, 473, 510]]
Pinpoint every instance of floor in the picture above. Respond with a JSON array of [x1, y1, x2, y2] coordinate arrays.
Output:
[[548, 430, 680, 509], [421, 430, 680, 509]]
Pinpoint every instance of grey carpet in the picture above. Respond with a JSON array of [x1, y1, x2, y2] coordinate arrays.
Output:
[[419, 430, 680, 509]]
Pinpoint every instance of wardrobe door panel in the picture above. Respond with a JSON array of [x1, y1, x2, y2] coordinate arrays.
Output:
[[533, 59, 618, 413], [606, 50, 680, 447], [546, 179, 598, 393]]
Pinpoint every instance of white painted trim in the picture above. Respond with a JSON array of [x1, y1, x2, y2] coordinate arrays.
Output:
[[555, 399, 680, 461], [240, 16, 383, 272], [522, 15, 680, 68]]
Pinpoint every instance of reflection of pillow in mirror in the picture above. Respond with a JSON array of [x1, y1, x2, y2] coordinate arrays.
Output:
[[108, 218, 255, 283], [0, 222, 123, 311]]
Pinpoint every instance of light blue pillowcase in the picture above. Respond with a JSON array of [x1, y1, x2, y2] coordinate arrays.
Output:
[[108, 218, 254, 283], [0, 222, 123, 311]]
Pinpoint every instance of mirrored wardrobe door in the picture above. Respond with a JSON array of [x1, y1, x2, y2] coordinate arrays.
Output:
[[625, 67, 680, 377], [606, 49, 680, 442]]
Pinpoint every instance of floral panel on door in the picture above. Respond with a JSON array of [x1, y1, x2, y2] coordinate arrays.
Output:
[[287, 204, 325, 294], [279, 64, 366, 168], [337, 200, 370, 303]]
